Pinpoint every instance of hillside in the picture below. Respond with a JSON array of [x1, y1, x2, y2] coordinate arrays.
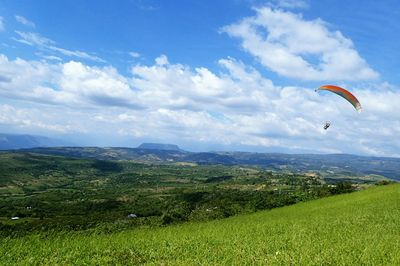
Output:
[[18, 146, 400, 180], [1, 152, 361, 232], [1, 184, 399, 265], [137, 143, 182, 151]]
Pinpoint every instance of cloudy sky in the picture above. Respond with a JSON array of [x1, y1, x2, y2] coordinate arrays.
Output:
[[0, 0, 400, 156]]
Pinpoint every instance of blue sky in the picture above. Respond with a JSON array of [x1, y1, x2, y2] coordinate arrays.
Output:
[[0, 0, 400, 156]]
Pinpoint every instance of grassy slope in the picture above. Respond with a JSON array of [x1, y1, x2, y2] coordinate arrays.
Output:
[[1, 184, 399, 265]]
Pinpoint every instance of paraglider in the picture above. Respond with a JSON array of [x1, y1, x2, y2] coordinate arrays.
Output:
[[315, 85, 362, 130]]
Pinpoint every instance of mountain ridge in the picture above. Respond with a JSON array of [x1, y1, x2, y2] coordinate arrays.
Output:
[[12, 146, 400, 180], [0, 133, 70, 150], [137, 143, 182, 151]]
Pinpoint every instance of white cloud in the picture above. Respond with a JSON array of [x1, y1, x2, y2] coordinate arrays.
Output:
[[129, 52, 140, 58], [0, 16, 5, 31], [0, 53, 399, 156], [49, 46, 105, 62], [155, 54, 169, 65], [15, 15, 35, 27], [222, 7, 379, 81], [275, 0, 308, 9], [59, 61, 142, 108], [0, 55, 138, 108], [14, 31, 105, 62], [15, 31, 54, 46], [0, 104, 84, 133], [37, 54, 63, 61], [130, 55, 276, 113]]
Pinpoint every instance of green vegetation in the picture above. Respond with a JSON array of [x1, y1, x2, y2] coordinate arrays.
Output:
[[0, 183, 398, 265], [0, 152, 397, 264], [21, 147, 400, 180], [0, 152, 365, 234]]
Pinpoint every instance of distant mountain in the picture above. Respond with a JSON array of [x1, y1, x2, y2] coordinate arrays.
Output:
[[137, 143, 182, 151], [21, 146, 187, 162], [184, 152, 237, 165], [0, 133, 69, 150], [16, 146, 400, 180]]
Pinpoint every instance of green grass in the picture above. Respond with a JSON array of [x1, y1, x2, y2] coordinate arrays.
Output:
[[1, 184, 399, 265]]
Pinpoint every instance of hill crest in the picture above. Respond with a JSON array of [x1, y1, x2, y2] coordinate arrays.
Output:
[[137, 143, 182, 151]]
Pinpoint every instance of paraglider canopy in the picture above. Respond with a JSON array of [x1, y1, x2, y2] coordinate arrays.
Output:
[[315, 85, 362, 131], [315, 85, 362, 112]]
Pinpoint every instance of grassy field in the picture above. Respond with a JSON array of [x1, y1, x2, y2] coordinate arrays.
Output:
[[1, 183, 399, 265]]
